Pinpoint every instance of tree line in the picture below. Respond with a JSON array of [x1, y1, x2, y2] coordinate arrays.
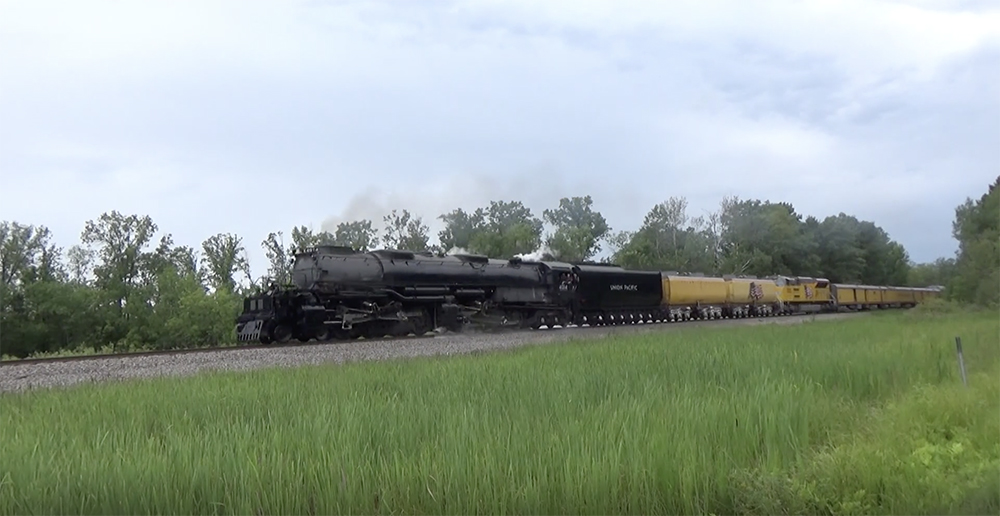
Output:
[[2, 178, 997, 358]]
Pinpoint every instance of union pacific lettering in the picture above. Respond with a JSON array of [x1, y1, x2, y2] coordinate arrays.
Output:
[[610, 284, 639, 291]]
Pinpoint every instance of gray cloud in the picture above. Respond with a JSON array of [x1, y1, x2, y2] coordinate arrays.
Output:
[[0, 0, 997, 278]]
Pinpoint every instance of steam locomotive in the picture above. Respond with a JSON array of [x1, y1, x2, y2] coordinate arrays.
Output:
[[234, 245, 940, 344], [235, 245, 663, 344]]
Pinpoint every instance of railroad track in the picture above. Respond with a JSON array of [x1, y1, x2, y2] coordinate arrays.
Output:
[[0, 332, 439, 367], [0, 310, 834, 367], [0, 312, 869, 394]]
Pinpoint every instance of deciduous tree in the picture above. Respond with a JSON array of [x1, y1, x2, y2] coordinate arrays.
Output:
[[542, 196, 609, 262], [382, 209, 431, 251], [465, 200, 544, 258], [201, 233, 250, 293], [333, 220, 380, 252], [949, 176, 999, 306]]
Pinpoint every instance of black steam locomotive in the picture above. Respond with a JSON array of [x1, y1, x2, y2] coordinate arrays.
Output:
[[235, 245, 664, 344]]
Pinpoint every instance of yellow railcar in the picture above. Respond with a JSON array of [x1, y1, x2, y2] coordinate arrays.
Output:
[[654, 271, 938, 323], [661, 274, 729, 320], [881, 286, 900, 305], [832, 283, 861, 308], [863, 286, 884, 306], [912, 286, 944, 304], [883, 287, 916, 307], [724, 276, 780, 316], [899, 287, 918, 305], [833, 284, 930, 310]]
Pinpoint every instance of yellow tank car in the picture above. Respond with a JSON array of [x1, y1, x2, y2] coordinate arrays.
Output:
[[724, 276, 780, 317], [661, 274, 728, 320]]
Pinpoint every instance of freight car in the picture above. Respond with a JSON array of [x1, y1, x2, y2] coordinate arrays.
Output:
[[234, 245, 943, 344], [830, 284, 936, 310], [721, 275, 780, 318]]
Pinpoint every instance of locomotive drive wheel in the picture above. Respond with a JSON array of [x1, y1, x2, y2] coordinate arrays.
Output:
[[408, 311, 433, 336], [410, 317, 434, 337], [267, 323, 293, 344], [312, 326, 331, 342]]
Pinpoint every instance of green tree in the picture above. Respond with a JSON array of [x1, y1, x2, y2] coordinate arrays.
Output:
[[261, 232, 293, 286], [949, 176, 999, 306], [201, 233, 250, 294], [289, 226, 337, 252], [908, 257, 956, 287], [542, 196, 610, 262], [718, 198, 817, 277], [151, 234, 199, 282], [151, 266, 240, 350], [815, 214, 867, 282], [78, 211, 160, 344], [437, 208, 485, 252], [333, 220, 380, 252], [0, 221, 61, 286], [465, 200, 544, 258], [1, 278, 106, 357], [609, 197, 716, 273], [382, 209, 431, 251]]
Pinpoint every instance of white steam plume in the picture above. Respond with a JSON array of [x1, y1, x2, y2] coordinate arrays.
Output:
[[513, 245, 553, 261]]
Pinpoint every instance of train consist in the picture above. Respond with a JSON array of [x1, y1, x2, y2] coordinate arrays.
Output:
[[235, 246, 942, 344]]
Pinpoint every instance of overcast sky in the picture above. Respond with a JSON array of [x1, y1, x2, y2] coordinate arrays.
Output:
[[2, 0, 998, 279]]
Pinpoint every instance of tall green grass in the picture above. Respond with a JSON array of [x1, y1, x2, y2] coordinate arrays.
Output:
[[1, 312, 997, 515]]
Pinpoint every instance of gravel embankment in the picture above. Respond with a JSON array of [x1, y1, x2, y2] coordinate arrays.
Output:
[[0, 312, 864, 394]]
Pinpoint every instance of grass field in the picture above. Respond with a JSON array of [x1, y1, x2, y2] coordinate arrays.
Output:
[[1, 310, 997, 515]]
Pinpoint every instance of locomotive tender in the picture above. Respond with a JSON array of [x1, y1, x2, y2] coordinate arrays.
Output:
[[235, 245, 941, 344]]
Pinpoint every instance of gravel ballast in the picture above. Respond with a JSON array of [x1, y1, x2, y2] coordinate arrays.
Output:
[[0, 312, 864, 394]]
